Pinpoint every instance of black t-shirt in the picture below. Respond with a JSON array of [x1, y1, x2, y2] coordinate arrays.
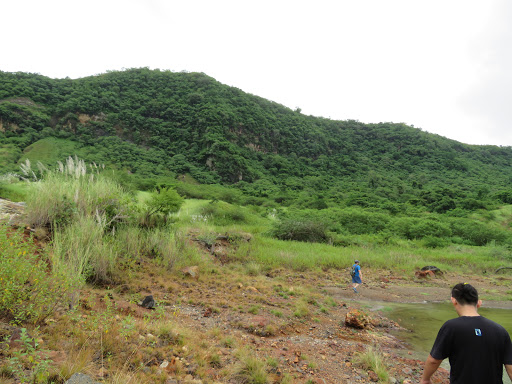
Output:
[[430, 316, 512, 384]]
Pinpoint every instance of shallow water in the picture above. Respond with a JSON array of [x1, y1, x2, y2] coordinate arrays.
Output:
[[371, 301, 512, 383]]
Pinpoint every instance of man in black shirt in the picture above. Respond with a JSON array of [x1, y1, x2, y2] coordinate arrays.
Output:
[[421, 283, 512, 384]]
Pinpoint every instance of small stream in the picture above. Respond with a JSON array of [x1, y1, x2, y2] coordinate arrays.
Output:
[[367, 301, 512, 383]]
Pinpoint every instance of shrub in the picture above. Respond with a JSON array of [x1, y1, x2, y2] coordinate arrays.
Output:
[[331, 207, 390, 235], [449, 219, 510, 246], [271, 217, 329, 243], [390, 217, 451, 240], [422, 236, 448, 248]]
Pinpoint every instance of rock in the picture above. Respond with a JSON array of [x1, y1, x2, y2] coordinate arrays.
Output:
[[139, 295, 155, 309], [182, 266, 199, 279], [368, 370, 379, 382], [380, 277, 390, 283], [389, 378, 397, 384], [65, 373, 101, 384], [421, 265, 443, 274], [415, 270, 435, 278], [344, 309, 370, 329], [402, 367, 413, 375]]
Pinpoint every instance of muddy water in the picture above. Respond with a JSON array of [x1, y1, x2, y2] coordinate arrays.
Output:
[[370, 301, 512, 383]]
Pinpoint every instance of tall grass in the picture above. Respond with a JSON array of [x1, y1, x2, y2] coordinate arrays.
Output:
[[230, 235, 512, 274], [114, 226, 193, 270], [0, 224, 76, 324], [25, 157, 127, 230], [51, 216, 119, 285]]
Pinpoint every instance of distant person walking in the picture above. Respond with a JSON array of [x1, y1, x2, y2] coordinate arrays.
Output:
[[351, 260, 362, 293], [421, 283, 512, 384]]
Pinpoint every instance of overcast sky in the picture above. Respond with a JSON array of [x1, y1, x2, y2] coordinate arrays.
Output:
[[2, 0, 511, 146]]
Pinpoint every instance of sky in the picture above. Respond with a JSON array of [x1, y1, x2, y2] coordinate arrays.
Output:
[[2, 0, 511, 146]]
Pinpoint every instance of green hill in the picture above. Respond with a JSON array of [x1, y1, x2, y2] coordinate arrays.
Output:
[[1, 68, 512, 213]]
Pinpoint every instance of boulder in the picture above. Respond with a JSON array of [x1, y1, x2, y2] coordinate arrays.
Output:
[[139, 295, 155, 309], [182, 266, 199, 279], [65, 373, 101, 384], [344, 309, 370, 329]]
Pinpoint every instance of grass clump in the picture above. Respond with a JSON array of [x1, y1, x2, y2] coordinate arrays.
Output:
[[354, 346, 390, 383], [231, 348, 269, 384]]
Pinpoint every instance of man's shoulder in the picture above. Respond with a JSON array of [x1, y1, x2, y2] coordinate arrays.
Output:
[[443, 316, 508, 333]]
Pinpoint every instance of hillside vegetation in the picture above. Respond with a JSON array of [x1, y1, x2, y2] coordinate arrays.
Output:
[[1, 68, 512, 383], [1, 69, 512, 208]]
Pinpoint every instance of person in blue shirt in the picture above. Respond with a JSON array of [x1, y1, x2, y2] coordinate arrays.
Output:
[[351, 260, 362, 293]]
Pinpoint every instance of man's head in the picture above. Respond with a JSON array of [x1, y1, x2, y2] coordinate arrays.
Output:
[[354, 260, 359, 264], [451, 283, 480, 307]]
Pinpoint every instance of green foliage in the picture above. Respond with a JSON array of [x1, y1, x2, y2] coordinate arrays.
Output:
[[4, 69, 512, 252], [270, 215, 329, 243], [5, 328, 52, 383], [0, 225, 75, 324], [330, 207, 390, 235], [145, 187, 183, 216]]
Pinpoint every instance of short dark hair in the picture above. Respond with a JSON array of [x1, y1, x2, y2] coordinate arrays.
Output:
[[354, 260, 359, 264], [451, 283, 479, 305]]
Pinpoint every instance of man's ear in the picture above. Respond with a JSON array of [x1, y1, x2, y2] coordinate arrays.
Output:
[[476, 299, 482, 308], [451, 297, 457, 306]]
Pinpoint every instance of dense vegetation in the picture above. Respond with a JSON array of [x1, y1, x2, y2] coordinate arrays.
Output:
[[2, 68, 512, 249]]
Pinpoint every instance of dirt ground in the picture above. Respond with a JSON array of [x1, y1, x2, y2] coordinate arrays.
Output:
[[112, 262, 512, 383], [2, 199, 512, 383]]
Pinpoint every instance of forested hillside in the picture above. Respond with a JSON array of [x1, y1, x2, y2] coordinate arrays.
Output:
[[1, 68, 512, 213]]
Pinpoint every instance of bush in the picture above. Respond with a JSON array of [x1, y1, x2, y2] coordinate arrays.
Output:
[[0, 224, 75, 324], [422, 236, 448, 248], [271, 217, 329, 243], [331, 207, 390, 235], [450, 219, 510, 246], [390, 217, 451, 239]]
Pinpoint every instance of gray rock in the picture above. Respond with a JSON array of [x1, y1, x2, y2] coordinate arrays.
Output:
[[140, 295, 155, 309], [65, 373, 101, 384]]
